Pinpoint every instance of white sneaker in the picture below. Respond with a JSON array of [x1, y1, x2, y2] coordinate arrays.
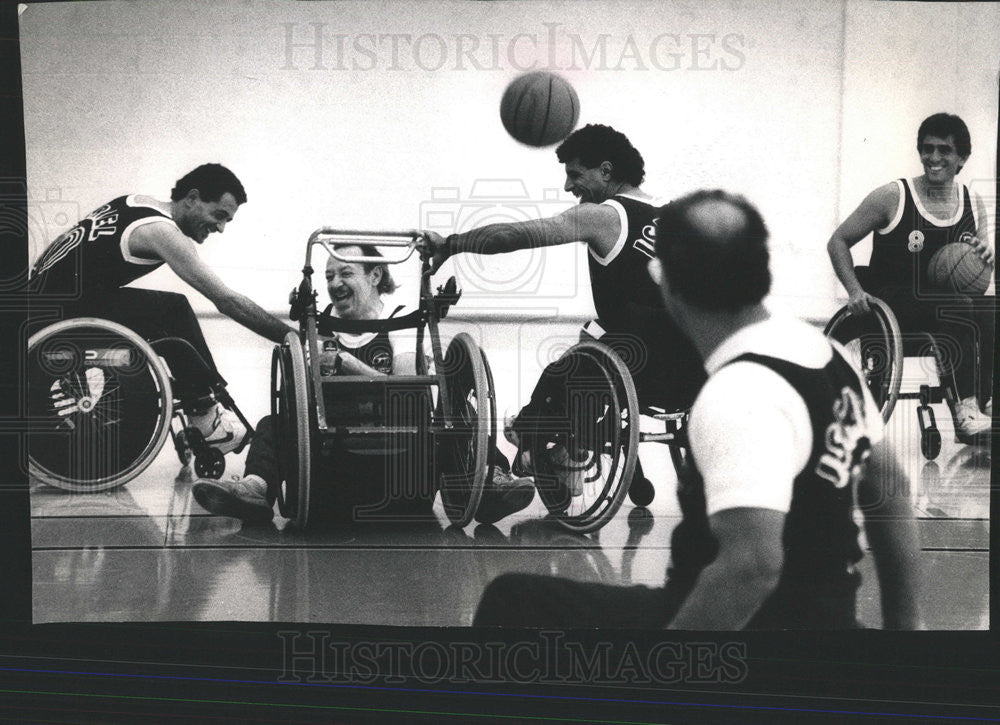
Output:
[[953, 398, 991, 442], [192, 475, 272, 524], [189, 403, 248, 455]]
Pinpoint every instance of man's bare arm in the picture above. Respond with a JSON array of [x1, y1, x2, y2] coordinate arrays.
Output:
[[429, 203, 621, 273], [827, 183, 898, 314], [666, 507, 785, 630], [137, 225, 296, 344]]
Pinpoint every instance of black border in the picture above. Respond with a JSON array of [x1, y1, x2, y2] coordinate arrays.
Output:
[[1, 1, 997, 722]]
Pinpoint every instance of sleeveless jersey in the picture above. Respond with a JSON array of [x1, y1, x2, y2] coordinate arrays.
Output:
[[320, 303, 403, 375], [670, 348, 875, 624], [869, 178, 977, 292], [29, 195, 172, 294], [589, 194, 664, 330]]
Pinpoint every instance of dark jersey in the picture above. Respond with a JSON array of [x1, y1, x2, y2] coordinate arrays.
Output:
[[30, 195, 172, 295], [869, 178, 978, 292], [320, 304, 403, 375], [588, 194, 664, 330], [670, 348, 874, 628]]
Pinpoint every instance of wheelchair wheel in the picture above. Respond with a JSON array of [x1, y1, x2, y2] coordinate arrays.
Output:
[[824, 297, 903, 423], [526, 341, 639, 534], [436, 333, 490, 527], [271, 333, 314, 528], [27, 318, 173, 492]]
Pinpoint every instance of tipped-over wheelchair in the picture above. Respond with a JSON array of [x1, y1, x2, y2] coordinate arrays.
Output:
[[824, 266, 971, 460], [506, 336, 691, 534], [272, 230, 496, 529], [27, 319, 253, 492]]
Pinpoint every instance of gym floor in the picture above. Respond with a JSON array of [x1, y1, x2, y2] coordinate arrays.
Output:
[[29, 317, 990, 629]]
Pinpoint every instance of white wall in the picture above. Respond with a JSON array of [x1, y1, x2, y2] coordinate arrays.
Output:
[[20, 0, 999, 321]]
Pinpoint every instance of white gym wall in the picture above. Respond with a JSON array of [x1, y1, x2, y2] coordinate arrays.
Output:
[[20, 0, 999, 321]]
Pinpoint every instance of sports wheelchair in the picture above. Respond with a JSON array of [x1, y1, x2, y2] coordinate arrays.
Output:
[[27, 318, 253, 491], [271, 229, 497, 529], [506, 335, 691, 534], [824, 266, 968, 460]]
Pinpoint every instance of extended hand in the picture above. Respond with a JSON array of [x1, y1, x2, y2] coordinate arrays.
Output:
[[425, 231, 451, 274], [847, 289, 875, 315]]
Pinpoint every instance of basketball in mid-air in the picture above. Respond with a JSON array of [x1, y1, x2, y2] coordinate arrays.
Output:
[[500, 71, 580, 147], [927, 235, 992, 295]]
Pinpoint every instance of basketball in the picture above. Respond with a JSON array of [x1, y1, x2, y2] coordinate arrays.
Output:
[[500, 71, 580, 147], [927, 236, 992, 295]]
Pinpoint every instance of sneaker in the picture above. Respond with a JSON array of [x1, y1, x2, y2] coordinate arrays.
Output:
[[953, 398, 991, 443], [192, 475, 273, 524], [189, 403, 249, 455], [474, 468, 535, 525]]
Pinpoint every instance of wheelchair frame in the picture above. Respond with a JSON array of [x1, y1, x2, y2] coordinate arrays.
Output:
[[508, 337, 691, 534], [27, 317, 253, 491], [272, 229, 495, 529], [825, 285, 968, 460]]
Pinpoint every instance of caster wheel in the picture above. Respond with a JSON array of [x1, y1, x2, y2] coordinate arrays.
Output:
[[628, 475, 655, 507], [194, 448, 226, 479], [921, 427, 941, 460]]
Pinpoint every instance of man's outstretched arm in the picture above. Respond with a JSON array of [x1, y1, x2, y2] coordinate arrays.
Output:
[[140, 225, 296, 344], [428, 203, 621, 273]]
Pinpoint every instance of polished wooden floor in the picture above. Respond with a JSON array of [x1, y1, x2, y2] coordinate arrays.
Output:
[[30, 319, 990, 629]]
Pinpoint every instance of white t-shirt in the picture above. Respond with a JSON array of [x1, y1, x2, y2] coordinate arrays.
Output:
[[690, 314, 884, 517]]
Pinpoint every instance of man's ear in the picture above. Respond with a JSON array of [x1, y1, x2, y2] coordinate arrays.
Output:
[[370, 265, 383, 287], [600, 161, 613, 179], [184, 188, 202, 205]]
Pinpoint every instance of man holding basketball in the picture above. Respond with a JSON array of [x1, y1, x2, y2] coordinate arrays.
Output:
[[827, 113, 994, 441]]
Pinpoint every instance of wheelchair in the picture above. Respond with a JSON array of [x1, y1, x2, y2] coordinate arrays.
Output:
[[507, 335, 691, 534], [271, 229, 496, 529], [27, 317, 253, 492], [824, 266, 966, 460]]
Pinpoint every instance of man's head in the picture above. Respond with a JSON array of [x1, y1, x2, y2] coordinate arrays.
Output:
[[917, 113, 971, 179], [556, 124, 645, 203], [326, 244, 397, 319], [170, 164, 247, 243], [651, 190, 771, 316]]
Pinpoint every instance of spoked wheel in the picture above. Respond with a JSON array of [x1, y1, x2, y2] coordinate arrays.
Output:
[[271, 333, 314, 528], [525, 341, 639, 534], [436, 333, 491, 527], [824, 297, 903, 423], [27, 318, 173, 492]]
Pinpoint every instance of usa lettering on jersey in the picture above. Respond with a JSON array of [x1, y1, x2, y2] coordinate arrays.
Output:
[[816, 386, 872, 489], [631, 217, 658, 259]]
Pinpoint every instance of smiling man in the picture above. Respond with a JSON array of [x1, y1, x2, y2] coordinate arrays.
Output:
[[429, 123, 706, 417], [29, 163, 295, 453], [826, 113, 995, 441]]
